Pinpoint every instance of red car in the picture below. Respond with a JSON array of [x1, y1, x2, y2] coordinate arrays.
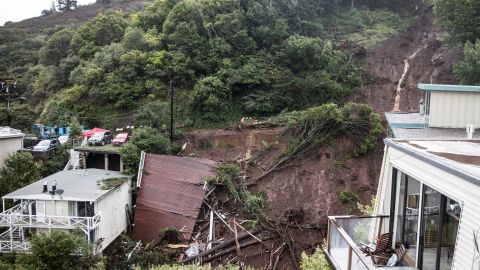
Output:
[[112, 132, 129, 146]]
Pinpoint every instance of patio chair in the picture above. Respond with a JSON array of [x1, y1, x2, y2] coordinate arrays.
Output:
[[369, 244, 407, 267], [360, 232, 393, 256]]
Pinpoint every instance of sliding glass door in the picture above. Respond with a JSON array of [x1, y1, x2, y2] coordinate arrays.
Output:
[[391, 169, 461, 270], [394, 173, 421, 266]]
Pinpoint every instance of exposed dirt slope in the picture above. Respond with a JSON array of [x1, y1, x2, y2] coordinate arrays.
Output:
[[351, 6, 461, 114], [180, 5, 464, 269]]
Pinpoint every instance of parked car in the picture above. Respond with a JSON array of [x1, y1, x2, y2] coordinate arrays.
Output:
[[88, 131, 112, 146], [58, 135, 69, 145], [112, 132, 129, 146], [32, 139, 59, 152]]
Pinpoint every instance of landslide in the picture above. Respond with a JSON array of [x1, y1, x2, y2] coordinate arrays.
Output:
[[351, 5, 461, 113], [179, 4, 464, 269]]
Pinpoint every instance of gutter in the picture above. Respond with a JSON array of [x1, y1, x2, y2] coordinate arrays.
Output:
[[384, 139, 480, 187]]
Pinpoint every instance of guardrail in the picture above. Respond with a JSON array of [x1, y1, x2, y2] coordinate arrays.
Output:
[[325, 215, 389, 270]]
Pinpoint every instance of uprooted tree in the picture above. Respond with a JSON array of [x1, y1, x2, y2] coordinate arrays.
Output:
[[257, 102, 382, 181]]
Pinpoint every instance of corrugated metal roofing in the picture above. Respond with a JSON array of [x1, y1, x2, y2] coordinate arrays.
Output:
[[418, 83, 480, 92], [134, 154, 217, 242]]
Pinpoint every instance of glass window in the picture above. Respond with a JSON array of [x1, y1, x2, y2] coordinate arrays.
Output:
[[393, 173, 421, 267], [421, 186, 441, 270]]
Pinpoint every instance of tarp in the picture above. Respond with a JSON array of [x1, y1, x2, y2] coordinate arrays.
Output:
[[82, 127, 107, 137]]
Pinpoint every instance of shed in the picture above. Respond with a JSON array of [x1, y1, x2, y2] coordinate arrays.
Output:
[[134, 154, 217, 242], [0, 127, 24, 168], [418, 84, 480, 128]]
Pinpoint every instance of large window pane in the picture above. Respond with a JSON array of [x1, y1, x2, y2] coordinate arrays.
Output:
[[439, 198, 461, 270], [422, 186, 441, 270], [404, 176, 421, 264]]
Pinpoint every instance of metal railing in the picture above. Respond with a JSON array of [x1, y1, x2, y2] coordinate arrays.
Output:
[[326, 215, 390, 270], [136, 151, 146, 188]]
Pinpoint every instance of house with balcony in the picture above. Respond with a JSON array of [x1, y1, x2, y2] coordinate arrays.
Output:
[[0, 169, 131, 254], [0, 127, 24, 168], [325, 139, 480, 269]]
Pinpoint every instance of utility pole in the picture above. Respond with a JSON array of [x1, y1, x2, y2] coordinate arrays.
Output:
[[169, 80, 174, 142], [0, 82, 26, 126]]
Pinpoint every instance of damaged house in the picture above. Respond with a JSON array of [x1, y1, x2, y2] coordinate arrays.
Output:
[[134, 153, 217, 243]]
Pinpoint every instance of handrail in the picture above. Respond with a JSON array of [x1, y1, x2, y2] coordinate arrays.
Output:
[[0, 211, 102, 230], [136, 151, 146, 188], [326, 215, 390, 270], [329, 218, 373, 269]]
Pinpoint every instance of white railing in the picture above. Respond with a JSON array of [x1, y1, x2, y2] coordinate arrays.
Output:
[[0, 212, 102, 230], [136, 151, 146, 188], [0, 240, 31, 253]]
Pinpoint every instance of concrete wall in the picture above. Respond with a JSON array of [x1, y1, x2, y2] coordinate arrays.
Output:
[[0, 137, 23, 168], [376, 146, 480, 270], [96, 179, 131, 253], [429, 91, 480, 128]]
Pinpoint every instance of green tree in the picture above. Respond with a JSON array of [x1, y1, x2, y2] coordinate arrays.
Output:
[[57, 0, 78, 12], [70, 12, 127, 59], [434, 0, 480, 43], [0, 152, 43, 208], [39, 29, 74, 65], [69, 116, 83, 138], [15, 230, 96, 270], [193, 76, 231, 122], [300, 248, 332, 270], [454, 39, 480, 85]]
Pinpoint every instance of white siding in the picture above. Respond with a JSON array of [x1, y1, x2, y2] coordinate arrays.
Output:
[[429, 91, 480, 128], [376, 147, 480, 270], [96, 179, 131, 252], [0, 137, 23, 168], [45, 200, 69, 216]]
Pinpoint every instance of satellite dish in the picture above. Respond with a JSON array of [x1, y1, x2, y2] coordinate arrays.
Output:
[[56, 189, 64, 199]]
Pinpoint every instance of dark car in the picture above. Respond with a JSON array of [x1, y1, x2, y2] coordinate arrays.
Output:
[[33, 139, 59, 152], [112, 132, 129, 146], [87, 131, 112, 146]]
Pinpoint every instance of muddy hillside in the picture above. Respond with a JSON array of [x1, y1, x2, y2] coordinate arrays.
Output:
[[351, 6, 461, 114], [180, 5, 462, 269]]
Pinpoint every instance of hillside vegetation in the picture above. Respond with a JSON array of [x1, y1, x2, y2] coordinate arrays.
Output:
[[0, 0, 418, 131]]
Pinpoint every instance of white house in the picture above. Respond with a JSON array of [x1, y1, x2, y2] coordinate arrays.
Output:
[[325, 139, 480, 270], [0, 127, 24, 167], [0, 169, 132, 254]]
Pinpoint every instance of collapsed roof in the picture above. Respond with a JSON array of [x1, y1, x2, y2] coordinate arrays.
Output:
[[134, 154, 218, 242]]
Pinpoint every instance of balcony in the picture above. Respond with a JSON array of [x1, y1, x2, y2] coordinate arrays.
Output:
[[325, 215, 417, 270], [0, 205, 101, 232]]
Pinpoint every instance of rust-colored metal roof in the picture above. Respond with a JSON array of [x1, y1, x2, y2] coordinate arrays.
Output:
[[134, 154, 217, 242]]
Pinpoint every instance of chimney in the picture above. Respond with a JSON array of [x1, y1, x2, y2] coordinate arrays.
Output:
[[419, 98, 425, 116], [467, 124, 475, 139], [52, 180, 57, 192], [43, 181, 48, 193]]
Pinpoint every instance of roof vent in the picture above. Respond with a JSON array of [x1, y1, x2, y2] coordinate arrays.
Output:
[[467, 124, 475, 139], [43, 181, 48, 193]]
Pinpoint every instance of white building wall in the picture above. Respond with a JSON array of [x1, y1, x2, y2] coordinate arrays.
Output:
[[376, 147, 480, 270], [45, 200, 69, 216], [95, 179, 131, 252], [0, 137, 23, 168], [429, 91, 480, 128]]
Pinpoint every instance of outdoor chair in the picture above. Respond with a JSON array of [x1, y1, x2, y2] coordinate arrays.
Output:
[[368, 244, 407, 267], [360, 232, 393, 256]]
